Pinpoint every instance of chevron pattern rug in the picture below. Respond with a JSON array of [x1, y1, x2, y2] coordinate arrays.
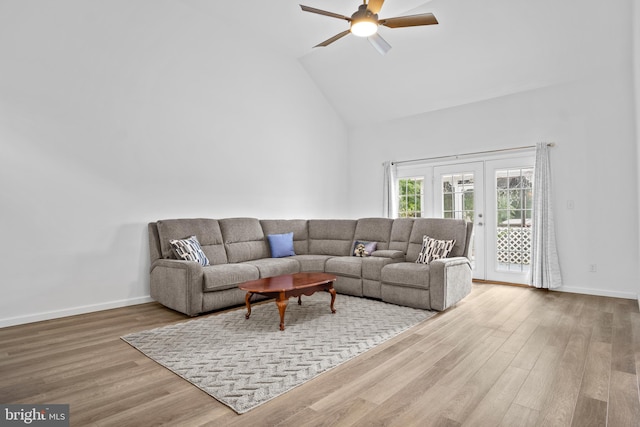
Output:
[[122, 293, 435, 414]]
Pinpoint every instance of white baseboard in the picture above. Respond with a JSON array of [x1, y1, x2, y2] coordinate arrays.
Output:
[[554, 286, 638, 301], [0, 296, 154, 329]]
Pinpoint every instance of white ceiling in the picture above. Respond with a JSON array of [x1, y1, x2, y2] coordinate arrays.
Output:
[[185, 0, 625, 127]]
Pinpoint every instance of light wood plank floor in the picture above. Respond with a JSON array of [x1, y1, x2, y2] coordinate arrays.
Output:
[[1, 284, 639, 426]]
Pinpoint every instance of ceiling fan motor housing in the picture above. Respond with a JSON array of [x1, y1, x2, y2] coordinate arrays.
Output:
[[352, 4, 378, 22], [350, 4, 379, 37]]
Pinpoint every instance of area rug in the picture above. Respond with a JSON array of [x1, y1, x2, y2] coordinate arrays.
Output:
[[121, 293, 435, 414]]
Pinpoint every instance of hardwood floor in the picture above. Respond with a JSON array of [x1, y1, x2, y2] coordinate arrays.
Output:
[[1, 284, 639, 426]]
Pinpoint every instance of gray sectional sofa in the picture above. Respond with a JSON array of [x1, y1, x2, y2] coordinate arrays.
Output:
[[148, 217, 474, 316]]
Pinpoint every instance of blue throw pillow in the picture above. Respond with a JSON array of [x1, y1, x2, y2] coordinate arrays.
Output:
[[268, 232, 296, 258]]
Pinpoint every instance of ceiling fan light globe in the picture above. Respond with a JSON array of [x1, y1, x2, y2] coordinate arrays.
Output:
[[351, 21, 378, 37]]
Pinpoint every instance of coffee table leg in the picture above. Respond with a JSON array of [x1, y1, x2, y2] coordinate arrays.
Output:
[[329, 285, 336, 313], [244, 292, 252, 319], [276, 292, 288, 331]]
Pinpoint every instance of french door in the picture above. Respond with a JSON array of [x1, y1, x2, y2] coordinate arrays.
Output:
[[433, 162, 485, 280], [398, 154, 534, 284], [484, 157, 534, 284]]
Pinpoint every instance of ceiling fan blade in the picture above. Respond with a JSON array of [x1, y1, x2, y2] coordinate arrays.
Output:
[[368, 33, 391, 55], [315, 29, 351, 47], [300, 5, 351, 21], [380, 13, 438, 28], [367, 0, 385, 14]]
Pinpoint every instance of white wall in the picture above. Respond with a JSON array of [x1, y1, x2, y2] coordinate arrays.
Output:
[[0, 2, 349, 326], [348, 70, 639, 299]]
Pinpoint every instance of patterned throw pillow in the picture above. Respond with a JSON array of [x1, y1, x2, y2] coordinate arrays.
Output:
[[416, 235, 455, 264], [170, 235, 210, 266]]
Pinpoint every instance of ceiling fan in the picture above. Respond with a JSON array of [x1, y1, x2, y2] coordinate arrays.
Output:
[[300, 0, 438, 55]]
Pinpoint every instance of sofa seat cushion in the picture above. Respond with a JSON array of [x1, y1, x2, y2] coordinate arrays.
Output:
[[203, 264, 259, 292], [325, 256, 362, 278], [291, 255, 332, 272], [243, 258, 300, 278], [362, 256, 402, 281], [381, 262, 430, 289]]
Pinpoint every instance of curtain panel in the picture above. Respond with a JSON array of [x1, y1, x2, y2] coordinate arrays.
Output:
[[530, 143, 563, 289], [382, 161, 398, 218]]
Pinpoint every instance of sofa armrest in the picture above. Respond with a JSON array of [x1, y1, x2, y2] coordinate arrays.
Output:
[[371, 250, 405, 259], [428, 257, 472, 311], [150, 259, 204, 316]]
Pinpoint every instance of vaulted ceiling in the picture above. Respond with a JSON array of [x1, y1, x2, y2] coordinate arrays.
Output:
[[185, 0, 627, 127]]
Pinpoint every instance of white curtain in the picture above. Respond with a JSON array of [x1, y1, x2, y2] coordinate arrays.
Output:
[[382, 161, 398, 218], [530, 143, 562, 289]]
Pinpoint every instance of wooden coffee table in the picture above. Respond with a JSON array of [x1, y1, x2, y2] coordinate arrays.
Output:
[[239, 272, 337, 331]]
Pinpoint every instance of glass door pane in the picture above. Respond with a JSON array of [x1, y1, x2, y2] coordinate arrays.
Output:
[[434, 162, 485, 280], [496, 168, 533, 273], [486, 157, 535, 284], [442, 172, 475, 222], [398, 177, 424, 218]]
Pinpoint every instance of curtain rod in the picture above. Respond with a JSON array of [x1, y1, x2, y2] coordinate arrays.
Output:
[[391, 143, 555, 166]]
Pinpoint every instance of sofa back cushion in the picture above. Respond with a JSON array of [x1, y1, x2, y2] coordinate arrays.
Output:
[[353, 218, 393, 252], [219, 218, 270, 263], [308, 219, 357, 256], [406, 218, 469, 262], [389, 218, 414, 253], [155, 218, 228, 265], [260, 220, 309, 255]]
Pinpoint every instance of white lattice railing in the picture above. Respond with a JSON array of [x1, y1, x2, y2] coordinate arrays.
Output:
[[496, 227, 531, 265]]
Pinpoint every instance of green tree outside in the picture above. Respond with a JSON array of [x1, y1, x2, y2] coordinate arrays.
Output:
[[399, 178, 423, 218]]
